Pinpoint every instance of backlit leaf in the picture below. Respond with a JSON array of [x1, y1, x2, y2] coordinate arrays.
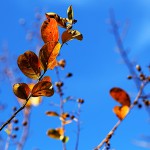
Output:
[[47, 128, 64, 140], [61, 136, 69, 143], [41, 76, 51, 82], [31, 81, 54, 97], [67, 5, 73, 22], [46, 111, 59, 117], [17, 51, 41, 80], [113, 105, 129, 120], [48, 42, 61, 69], [39, 42, 57, 71], [110, 87, 131, 106], [62, 29, 83, 44], [46, 13, 67, 28], [18, 83, 42, 107], [41, 18, 59, 43], [13, 83, 31, 99]]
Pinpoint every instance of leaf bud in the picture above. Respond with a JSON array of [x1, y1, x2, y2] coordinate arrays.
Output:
[[58, 59, 66, 69], [66, 73, 73, 78], [22, 121, 28, 126], [127, 75, 132, 79], [136, 65, 141, 72], [77, 98, 84, 104], [13, 119, 19, 124]]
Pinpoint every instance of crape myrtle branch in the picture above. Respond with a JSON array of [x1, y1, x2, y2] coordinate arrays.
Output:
[[0, 95, 31, 131], [94, 81, 146, 150]]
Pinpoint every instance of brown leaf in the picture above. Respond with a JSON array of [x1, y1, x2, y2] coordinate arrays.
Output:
[[46, 111, 59, 117], [31, 81, 54, 97], [17, 51, 41, 80], [13, 83, 31, 99], [113, 105, 129, 120], [47, 128, 64, 140], [61, 29, 83, 44], [41, 18, 59, 43], [46, 13, 67, 28], [110, 87, 131, 106], [18, 83, 42, 107]]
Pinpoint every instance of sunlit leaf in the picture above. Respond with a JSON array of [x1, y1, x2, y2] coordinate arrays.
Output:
[[13, 83, 31, 99], [18, 83, 42, 107], [113, 105, 129, 120], [47, 128, 64, 140], [41, 76, 51, 82], [32, 81, 54, 97], [41, 18, 59, 43], [62, 120, 72, 125], [48, 42, 61, 69], [110, 87, 131, 106], [17, 51, 41, 80], [61, 136, 69, 143], [67, 5, 73, 22], [46, 13, 67, 28], [60, 113, 69, 121], [46, 111, 59, 117], [61, 29, 83, 44], [39, 42, 61, 71], [39, 42, 57, 71]]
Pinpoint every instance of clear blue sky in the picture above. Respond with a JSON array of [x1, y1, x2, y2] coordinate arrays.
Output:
[[0, 0, 150, 150]]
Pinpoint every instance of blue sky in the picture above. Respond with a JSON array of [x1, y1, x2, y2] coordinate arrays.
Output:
[[0, 0, 150, 150]]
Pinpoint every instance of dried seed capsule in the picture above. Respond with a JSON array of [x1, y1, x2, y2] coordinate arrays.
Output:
[[136, 65, 141, 71]]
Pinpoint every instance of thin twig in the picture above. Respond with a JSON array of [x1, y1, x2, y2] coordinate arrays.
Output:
[[109, 9, 140, 90], [94, 82, 146, 150], [55, 67, 66, 150], [17, 108, 30, 150], [75, 103, 81, 150], [0, 96, 31, 132]]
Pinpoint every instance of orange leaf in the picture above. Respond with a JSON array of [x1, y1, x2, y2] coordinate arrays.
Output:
[[113, 105, 129, 120], [61, 29, 83, 44], [110, 87, 131, 106], [17, 51, 41, 80], [46, 111, 59, 117], [47, 128, 64, 140], [31, 81, 54, 97], [41, 76, 51, 82], [48, 42, 61, 69], [41, 18, 59, 43], [39, 42, 56, 71], [13, 83, 31, 99]]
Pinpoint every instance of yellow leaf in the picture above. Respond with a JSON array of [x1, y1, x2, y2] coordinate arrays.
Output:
[[47, 128, 64, 140], [67, 5, 73, 21], [113, 105, 129, 120]]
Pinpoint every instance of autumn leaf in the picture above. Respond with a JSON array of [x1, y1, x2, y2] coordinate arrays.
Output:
[[17, 51, 41, 80], [45, 13, 67, 28], [47, 128, 64, 140], [31, 81, 54, 97], [13, 83, 31, 99], [113, 105, 129, 120], [110, 87, 131, 106], [39, 42, 56, 71], [46, 111, 59, 117], [41, 18, 59, 43], [39, 42, 61, 71], [18, 83, 42, 107], [61, 29, 83, 44], [67, 5, 73, 22], [48, 42, 61, 69], [41, 76, 51, 82], [61, 136, 69, 143]]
